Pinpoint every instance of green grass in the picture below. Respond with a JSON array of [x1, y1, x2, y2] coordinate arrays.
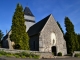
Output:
[[0, 51, 40, 59]]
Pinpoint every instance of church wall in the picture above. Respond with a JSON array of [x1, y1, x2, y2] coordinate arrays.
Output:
[[25, 22, 35, 32], [39, 16, 56, 52], [29, 34, 39, 51], [39, 15, 67, 55], [24, 15, 35, 20], [24, 15, 35, 32], [2, 35, 9, 48]]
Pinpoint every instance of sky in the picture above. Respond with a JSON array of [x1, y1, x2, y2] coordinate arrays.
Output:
[[0, 0, 80, 35]]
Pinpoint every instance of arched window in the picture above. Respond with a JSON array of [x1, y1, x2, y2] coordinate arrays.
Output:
[[51, 32, 56, 45]]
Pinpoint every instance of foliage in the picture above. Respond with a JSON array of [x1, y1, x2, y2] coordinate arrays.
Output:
[[0, 54, 3, 57], [0, 30, 4, 46], [14, 54, 21, 58], [5, 53, 14, 57], [74, 53, 80, 57], [0, 51, 40, 59], [10, 3, 29, 50], [0, 30, 4, 41], [57, 21, 64, 35], [77, 34, 80, 50], [64, 17, 79, 54], [57, 52, 62, 56], [0, 50, 7, 55]]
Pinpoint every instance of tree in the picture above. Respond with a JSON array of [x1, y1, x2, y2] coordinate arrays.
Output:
[[64, 17, 79, 54], [57, 21, 64, 35], [77, 34, 80, 50], [0, 30, 4, 41], [0, 30, 4, 46], [10, 3, 29, 50]]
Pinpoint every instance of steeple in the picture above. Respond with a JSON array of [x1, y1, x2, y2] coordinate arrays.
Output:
[[24, 6, 34, 16], [24, 6, 35, 32]]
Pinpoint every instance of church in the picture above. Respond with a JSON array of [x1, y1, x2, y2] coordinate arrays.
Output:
[[2, 6, 67, 55]]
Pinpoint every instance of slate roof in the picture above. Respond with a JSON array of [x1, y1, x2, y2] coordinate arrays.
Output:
[[24, 6, 34, 16], [27, 14, 51, 36]]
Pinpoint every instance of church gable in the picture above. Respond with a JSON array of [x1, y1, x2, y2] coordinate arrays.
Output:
[[39, 14, 67, 55]]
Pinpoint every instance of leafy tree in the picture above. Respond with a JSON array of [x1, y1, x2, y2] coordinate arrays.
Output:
[[77, 34, 80, 50], [57, 21, 64, 35], [74, 33, 79, 51], [0, 30, 4, 41], [0, 30, 4, 46], [64, 17, 79, 54], [10, 3, 29, 50]]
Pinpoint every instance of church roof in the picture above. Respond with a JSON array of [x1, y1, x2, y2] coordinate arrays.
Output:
[[24, 6, 34, 16], [28, 14, 51, 36]]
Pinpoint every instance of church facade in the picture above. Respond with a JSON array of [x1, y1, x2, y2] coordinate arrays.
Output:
[[2, 7, 67, 55], [28, 14, 67, 55]]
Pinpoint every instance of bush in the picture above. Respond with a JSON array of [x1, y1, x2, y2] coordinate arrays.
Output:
[[29, 53, 40, 59], [29, 55, 32, 58], [0, 54, 3, 57], [33, 55, 40, 59], [0, 51, 7, 55], [0, 51, 40, 59], [5, 54, 13, 57], [58, 52, 62, 56], [14, 54, 20, 58], [74, 53, 80, 57], [21, 56, 26, 58]]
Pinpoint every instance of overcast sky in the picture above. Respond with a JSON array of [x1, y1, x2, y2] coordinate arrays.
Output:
[[0, 0, 80, 35]]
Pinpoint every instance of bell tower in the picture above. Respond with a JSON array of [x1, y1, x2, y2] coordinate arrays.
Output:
[[24, 6, 35, 32]]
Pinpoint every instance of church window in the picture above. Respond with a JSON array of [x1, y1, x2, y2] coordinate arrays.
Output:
[[51, 32, 56, 45]]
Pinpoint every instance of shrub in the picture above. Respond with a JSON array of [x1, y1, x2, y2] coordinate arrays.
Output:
[[33, 55, 40, 59], [0, 54, 2, 57], [29, 55, 32, 58], [58, 52, 62, 56], [0, 51, 40, 59], [0, 51, 7, 55], [29, 53, 40, 59], [21, 56, 26, 58], [20, 52, 27, 56], [5, 54, 13, 57], [74, 53, 80, 57], [14, 54, 20, 58]]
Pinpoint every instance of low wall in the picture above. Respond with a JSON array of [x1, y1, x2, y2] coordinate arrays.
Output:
[[73, 51, 80, 57], [0, 48, 53, 58]]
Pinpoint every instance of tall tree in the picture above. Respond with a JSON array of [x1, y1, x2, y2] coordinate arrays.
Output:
[[77, 34, 80, 50], [10, 3, 29, 50], [64, 17, 79, 54], [57, 21, 64, 35], [0, 30, 4, 41], [0, 30, 4, 46]]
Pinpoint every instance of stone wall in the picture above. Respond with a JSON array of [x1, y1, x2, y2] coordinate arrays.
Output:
[[29, 34, 39, 51], [0, 48, 53, 58], [73, 51, 80, 57], [39, 15, 67, 55]]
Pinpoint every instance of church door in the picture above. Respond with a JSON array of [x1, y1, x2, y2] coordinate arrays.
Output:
[[51, 46, 57, 56]]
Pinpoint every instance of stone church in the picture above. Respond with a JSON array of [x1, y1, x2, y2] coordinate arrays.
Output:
[[2, 6, 67, 55]]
